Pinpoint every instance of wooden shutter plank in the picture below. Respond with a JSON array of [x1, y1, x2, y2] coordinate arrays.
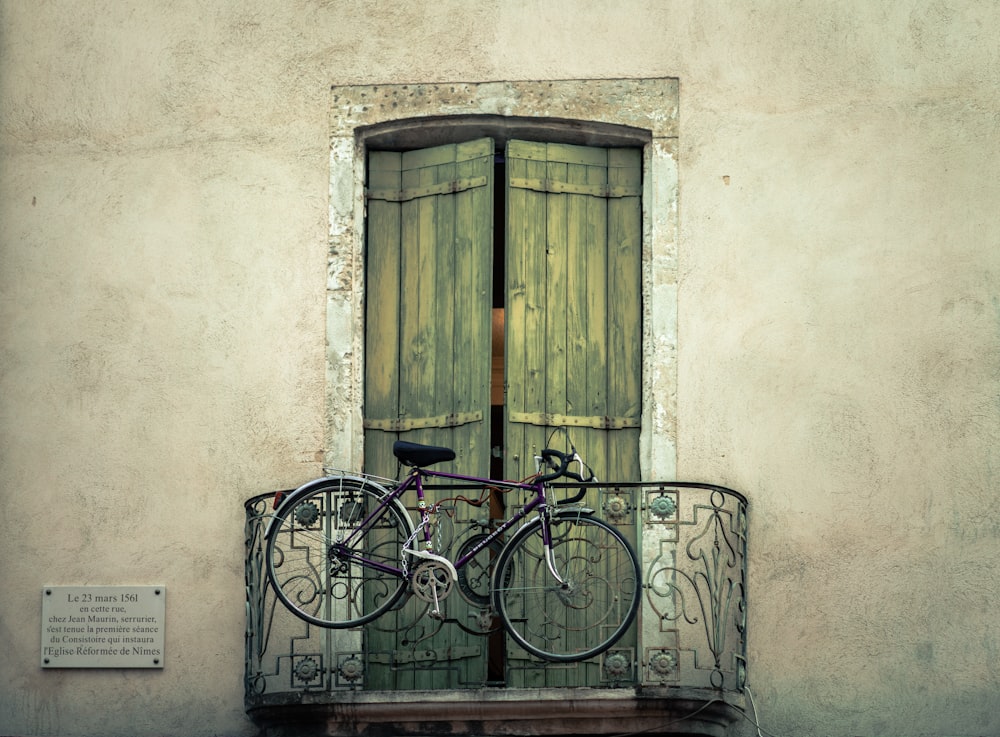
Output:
[[581, 148, 611, 473], [607, 147, 643, 481], [504, 143, 525, 478], [365, 151, 403, 476], [564, 150, 584, 418], [550, 145, 609, 690], [432, 146, 457, 454], [397, 152, 438, 453], [452, 140, 493, 470], [506, 141, 547, 478], [545, 149, 569, 451]]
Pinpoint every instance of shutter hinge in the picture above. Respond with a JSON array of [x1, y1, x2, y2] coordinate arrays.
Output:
[[366, 175, 489, 203], [364, 410, 484, 432], [509, 411, 639, 430], [508, 177, 640, 199]]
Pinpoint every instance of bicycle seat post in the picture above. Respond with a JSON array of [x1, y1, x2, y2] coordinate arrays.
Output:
[[412, 470, 436, 553]]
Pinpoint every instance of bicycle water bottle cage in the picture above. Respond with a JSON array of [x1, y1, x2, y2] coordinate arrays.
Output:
[[393, 440, 457, 468]]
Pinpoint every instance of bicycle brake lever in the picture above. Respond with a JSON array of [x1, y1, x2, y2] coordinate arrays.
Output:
[[567, 453, 595, 483]]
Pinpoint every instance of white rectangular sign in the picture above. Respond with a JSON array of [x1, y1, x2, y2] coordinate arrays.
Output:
[[42, 586, 165, 668]]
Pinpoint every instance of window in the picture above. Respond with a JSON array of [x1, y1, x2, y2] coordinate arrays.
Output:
[[326, 79, 679, 690], [359, 134, 641, 689], [363, 137, 642, 483]]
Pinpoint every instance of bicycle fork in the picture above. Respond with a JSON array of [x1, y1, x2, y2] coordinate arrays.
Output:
[[540, 511, 570, 588]]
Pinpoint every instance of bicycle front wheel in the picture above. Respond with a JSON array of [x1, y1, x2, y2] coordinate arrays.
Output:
[[265, 477, 413, 628], [492, 512, 640, 662]]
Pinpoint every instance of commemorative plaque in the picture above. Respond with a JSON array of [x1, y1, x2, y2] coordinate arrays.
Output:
[[41, 586, 165, 668]]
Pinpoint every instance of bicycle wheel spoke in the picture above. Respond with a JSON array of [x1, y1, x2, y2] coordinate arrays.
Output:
[[493, 514, 640, 662], [266, 479, 412, 628]]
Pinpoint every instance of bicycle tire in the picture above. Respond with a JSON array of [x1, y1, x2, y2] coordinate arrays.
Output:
[[265, 477, 413, 628], [491, 511, 640, 662], [455, 533, 501, 608]]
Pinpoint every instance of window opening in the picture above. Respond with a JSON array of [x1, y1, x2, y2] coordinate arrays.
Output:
[[489, 154, 507, 683], [362, 128, 644, 691], [491, 155, 506, 480]]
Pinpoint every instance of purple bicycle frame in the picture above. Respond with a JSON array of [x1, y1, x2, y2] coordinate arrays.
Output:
[[328, 467, 552, 578]]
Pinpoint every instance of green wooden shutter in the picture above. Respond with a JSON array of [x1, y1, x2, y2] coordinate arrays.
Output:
[[505, 140, 642, 686], [364, 137, 641, 689], [505, 139, 641, 483], [364, 138, 493, 477], [363, 138, 494, 690]]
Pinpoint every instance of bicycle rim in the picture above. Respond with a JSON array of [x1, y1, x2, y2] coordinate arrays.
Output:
[[265, 478, 412, 628], [492, 513, 640, 662]]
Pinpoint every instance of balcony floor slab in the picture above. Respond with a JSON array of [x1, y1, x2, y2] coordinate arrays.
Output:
[[248, 686, 747, 737]]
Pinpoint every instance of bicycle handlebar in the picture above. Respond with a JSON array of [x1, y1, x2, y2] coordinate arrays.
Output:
[[537, 449, 596, 504]]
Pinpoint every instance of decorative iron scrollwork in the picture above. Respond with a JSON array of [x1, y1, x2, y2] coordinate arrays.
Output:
[[244, 480, 747, 703], [643, 485, 747, 691]]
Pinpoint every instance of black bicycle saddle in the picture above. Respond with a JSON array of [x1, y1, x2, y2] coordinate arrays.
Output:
[[392, 440, 456, 467]]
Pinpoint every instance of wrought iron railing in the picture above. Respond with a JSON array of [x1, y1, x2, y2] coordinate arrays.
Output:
[[244, 481, 747, 707]]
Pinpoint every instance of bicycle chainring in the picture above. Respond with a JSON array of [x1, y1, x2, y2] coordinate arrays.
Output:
[[410, 560, 454, 604]]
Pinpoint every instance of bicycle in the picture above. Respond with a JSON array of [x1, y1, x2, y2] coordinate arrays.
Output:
[[265, 438, 641, 663]]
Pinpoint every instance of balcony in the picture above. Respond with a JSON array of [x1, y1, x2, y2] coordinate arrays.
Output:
[[244, 480, 748, 736]]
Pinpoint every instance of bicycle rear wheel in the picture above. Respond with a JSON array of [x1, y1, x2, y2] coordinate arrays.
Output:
[[491, 512, 640, 662], [265, 477, 413, 628]]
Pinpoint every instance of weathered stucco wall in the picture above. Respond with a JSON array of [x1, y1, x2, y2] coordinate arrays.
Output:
[[1, 2, 998, 736]]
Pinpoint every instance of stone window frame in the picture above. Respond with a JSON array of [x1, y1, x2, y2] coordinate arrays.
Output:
[[326, 78, 679, 480]]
